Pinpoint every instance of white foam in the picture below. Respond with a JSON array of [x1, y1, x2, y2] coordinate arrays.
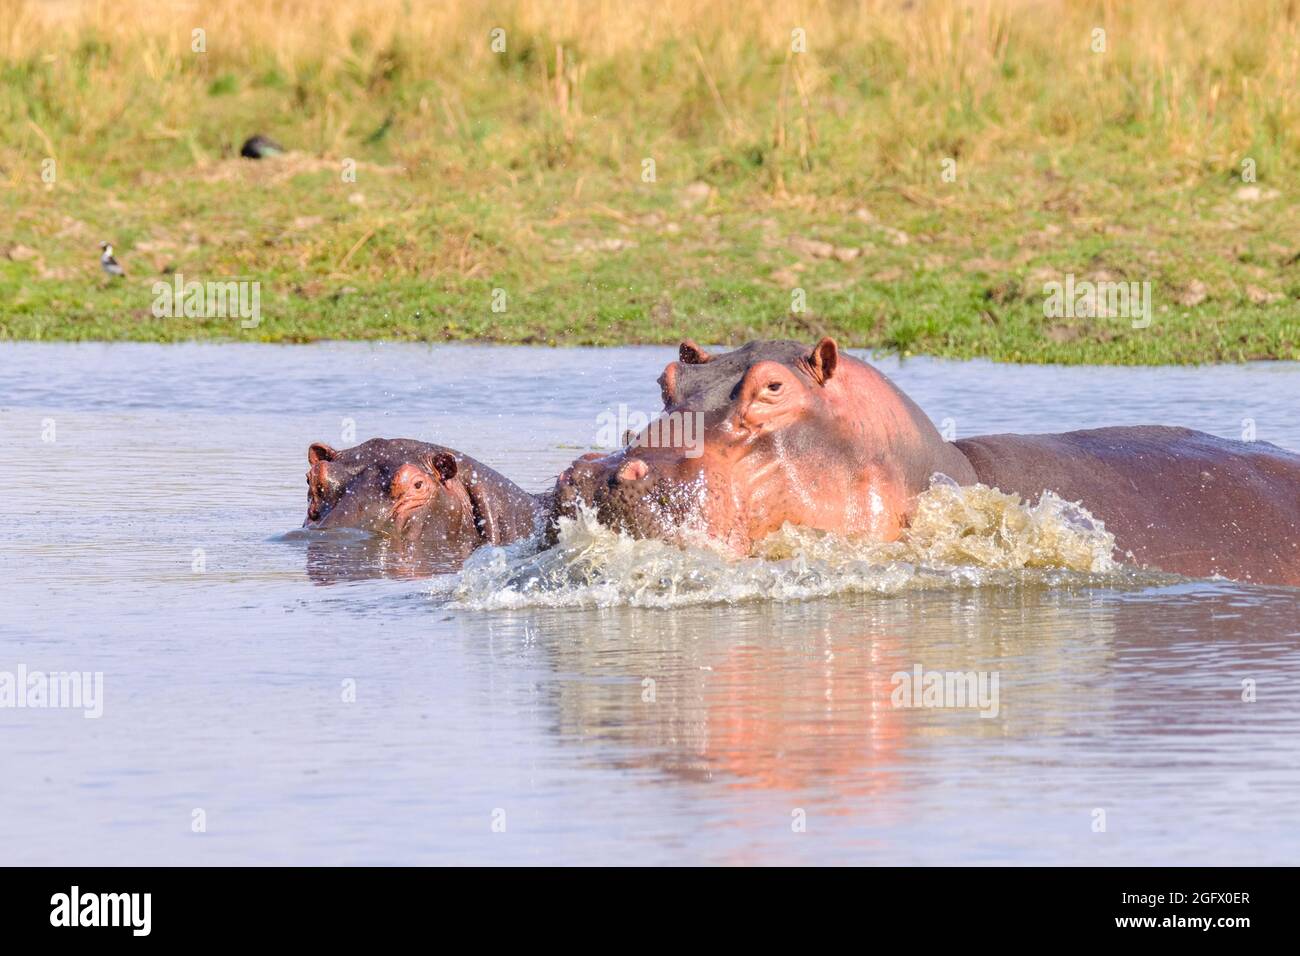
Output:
[[434, 478, 1147, 609]]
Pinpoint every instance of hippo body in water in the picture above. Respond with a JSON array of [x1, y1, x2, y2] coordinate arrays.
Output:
[[551, 339, 1300, 585], [554, 337, 976, 552], [955, 426, 1300, 584], [305, 438, 544, 570]]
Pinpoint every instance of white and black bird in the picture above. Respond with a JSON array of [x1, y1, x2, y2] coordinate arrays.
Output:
[[239, 134, 284, 159], [99, 241, 126, 278]]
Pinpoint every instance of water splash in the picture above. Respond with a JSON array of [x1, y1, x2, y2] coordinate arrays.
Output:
[[438, 478, 1141, 609]]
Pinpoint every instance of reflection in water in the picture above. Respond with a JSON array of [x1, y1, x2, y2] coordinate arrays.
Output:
[[470, 582, 1298, 863], [522, 590, 1124, 809], [289, 528, 467, 583], [558, 619, 910, 796]]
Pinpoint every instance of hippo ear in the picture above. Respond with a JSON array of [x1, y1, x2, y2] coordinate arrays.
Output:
[[426, 451, 459, 483], [658, 362, 679, 406], [808, 337, 839, 384], [308, 442, 337, 465], [679, 340, 712, 365]]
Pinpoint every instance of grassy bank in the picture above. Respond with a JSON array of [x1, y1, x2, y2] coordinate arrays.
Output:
[[1, 0, 1297, 362]]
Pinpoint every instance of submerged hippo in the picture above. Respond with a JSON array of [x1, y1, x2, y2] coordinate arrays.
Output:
[[305, 438, 544, 569], [551, 338, 1300, 585]]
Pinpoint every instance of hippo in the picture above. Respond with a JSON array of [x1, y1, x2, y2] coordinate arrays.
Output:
[[550, 338, 1300, 585], [305, 438, 544, 570]]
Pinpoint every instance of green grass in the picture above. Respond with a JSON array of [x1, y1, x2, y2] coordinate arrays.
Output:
[[1, 0, 1297, 363]]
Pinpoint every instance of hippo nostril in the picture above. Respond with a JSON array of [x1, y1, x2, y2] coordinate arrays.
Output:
[[617, 458, 649, 483]]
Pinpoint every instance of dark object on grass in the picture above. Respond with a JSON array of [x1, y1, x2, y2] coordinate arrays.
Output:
[[364, 114, 395, 145], [240, 135, 285, 159]]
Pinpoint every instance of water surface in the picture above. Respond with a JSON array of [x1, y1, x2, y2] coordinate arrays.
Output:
[[1, 343, 1298, 864]]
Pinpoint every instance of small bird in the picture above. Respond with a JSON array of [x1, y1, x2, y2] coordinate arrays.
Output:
[[99, 241, 126, 278], [240, 134, 284, 159]]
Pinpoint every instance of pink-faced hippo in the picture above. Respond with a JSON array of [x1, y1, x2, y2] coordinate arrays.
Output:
[[305, 438, 544, 570], [550, 338, 1300, 585]]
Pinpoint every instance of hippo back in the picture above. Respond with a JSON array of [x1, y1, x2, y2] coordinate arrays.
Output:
[[956, 426, 1300, 584]]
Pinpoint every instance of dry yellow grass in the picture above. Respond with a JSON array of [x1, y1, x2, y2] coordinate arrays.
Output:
[[5, 0, 1297, 170]]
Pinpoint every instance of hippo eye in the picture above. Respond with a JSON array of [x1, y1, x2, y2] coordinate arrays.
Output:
[[413, 480, 424, 490], [767, 382, 782, 392]]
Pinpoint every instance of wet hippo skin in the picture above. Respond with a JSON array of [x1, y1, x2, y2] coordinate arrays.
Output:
[[304, 437, 544, 568], [552, 338, 1300, 585], [956, 427, 1300, 584], [551, 337, 977, 554]]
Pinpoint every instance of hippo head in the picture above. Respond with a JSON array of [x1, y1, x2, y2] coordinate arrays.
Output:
[[550, 337, 975, 553], [655, 338, 815, 412], [304, 438, 482, 561]]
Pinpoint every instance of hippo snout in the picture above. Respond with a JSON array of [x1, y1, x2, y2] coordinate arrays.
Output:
[[549, 452, 696, 542], [553, 454, 619, 514]]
